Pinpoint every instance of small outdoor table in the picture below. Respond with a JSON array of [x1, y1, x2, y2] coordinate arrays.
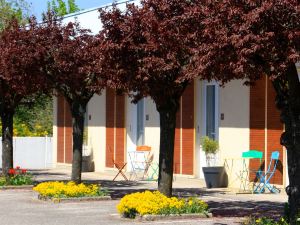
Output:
[[239, 150, 263, 192]]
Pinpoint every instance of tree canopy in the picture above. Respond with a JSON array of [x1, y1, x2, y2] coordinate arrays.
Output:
[[192, 0, 299, 223], [40, 13, 106, 183], [100, 0, 203, 196], [100, 0, 201, 106], [13, 0, 81, 137], [0, 18, 50, 174], [195, 0, 299, 84]]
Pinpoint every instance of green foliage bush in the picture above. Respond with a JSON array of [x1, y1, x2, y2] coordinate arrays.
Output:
[[243, 217, 288, 225], [13, 95, 53, 137], [0, 167, 33, 186], [201, 136, 219, 154]]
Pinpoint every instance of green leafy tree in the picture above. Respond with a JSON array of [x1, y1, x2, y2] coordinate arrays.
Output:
[[67, 0, 79, 13], [0, 0, 30, 30], [14, 94, 53, 136], [47, 0, 79, 16]]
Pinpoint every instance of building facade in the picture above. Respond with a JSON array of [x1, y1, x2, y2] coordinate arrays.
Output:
[[52, 2, 290, 188]]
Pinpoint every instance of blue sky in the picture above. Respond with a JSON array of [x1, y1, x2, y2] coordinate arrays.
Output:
[[28, 0, 114, 19]]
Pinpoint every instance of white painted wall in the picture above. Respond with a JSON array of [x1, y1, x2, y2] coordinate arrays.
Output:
[[194, 79, 250, 185], [87, 93, 106, 172], [126, 96, 137, 171], [125, 96, 160, 171], [195, 79, 204, 178], [144, 97, 160, 163], [218, 80, 250, 188]]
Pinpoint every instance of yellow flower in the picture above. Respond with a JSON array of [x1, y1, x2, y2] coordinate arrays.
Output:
[[33, 181, 102, 198], [117, 191, 208, 218]]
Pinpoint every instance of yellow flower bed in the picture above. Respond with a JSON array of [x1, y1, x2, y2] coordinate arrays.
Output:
[[33, 181, 106, 198], [117, 191, 209, 218]]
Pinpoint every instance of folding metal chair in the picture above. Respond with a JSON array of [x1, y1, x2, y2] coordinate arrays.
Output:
[[253, 151, 280, 194], [128, 145, 151, 181], [112, 159, 128, 181], [108, 146, 128, 181]]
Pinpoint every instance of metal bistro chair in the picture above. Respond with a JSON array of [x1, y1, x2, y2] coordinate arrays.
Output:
[[144, 154, 159, 181], [254, 151, 281, 194], [129, 145, 151, 181]]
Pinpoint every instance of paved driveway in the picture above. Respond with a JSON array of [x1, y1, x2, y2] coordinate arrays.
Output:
[[0, 168, 286, 225], [0, 189, 241, 225]]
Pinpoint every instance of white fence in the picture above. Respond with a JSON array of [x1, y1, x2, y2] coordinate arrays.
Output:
[[0, 137, 53, 169]]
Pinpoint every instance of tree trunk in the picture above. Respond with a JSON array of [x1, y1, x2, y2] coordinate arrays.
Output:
[[69, 100, 87, 183], [272, 64, 300, 225], [1, 108, 14, 176], [157, 97, 179, 197]]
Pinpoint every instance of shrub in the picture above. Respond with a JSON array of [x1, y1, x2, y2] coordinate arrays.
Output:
[[117, 191, 209, 218], [243, 217, 289, 225], [33, 181, 107, 198], [201, 136, 219, 155], [0, 167, 33, 186]]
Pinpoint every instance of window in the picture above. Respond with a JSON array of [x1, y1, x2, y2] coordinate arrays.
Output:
[[206, 85, 216, 140], [83, 109, 89, 146], [136, 99, 145, 146]]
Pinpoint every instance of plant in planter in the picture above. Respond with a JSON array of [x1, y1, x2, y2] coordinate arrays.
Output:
[[201, 136, 219, 166], [201, 137, 227, 188]]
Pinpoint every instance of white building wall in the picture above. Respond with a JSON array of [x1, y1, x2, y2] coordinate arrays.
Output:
[[87, 93, 106, 172], [52, 96, 58, 166], [218, 80, 250, 188], [194, 79, 250, 184], [126, 96, 137, 171], [195, 79, 204, 178], [144, 97, 160, 163], [125, 96, 160, 170]]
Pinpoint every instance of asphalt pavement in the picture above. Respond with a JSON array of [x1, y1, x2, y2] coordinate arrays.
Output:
[[0, 168, 288, 225]]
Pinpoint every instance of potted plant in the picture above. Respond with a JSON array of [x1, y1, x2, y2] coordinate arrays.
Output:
[[201, 136, 227, 188]]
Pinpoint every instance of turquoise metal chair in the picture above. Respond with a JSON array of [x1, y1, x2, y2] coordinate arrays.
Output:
[[254, 151, 280, 194]]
